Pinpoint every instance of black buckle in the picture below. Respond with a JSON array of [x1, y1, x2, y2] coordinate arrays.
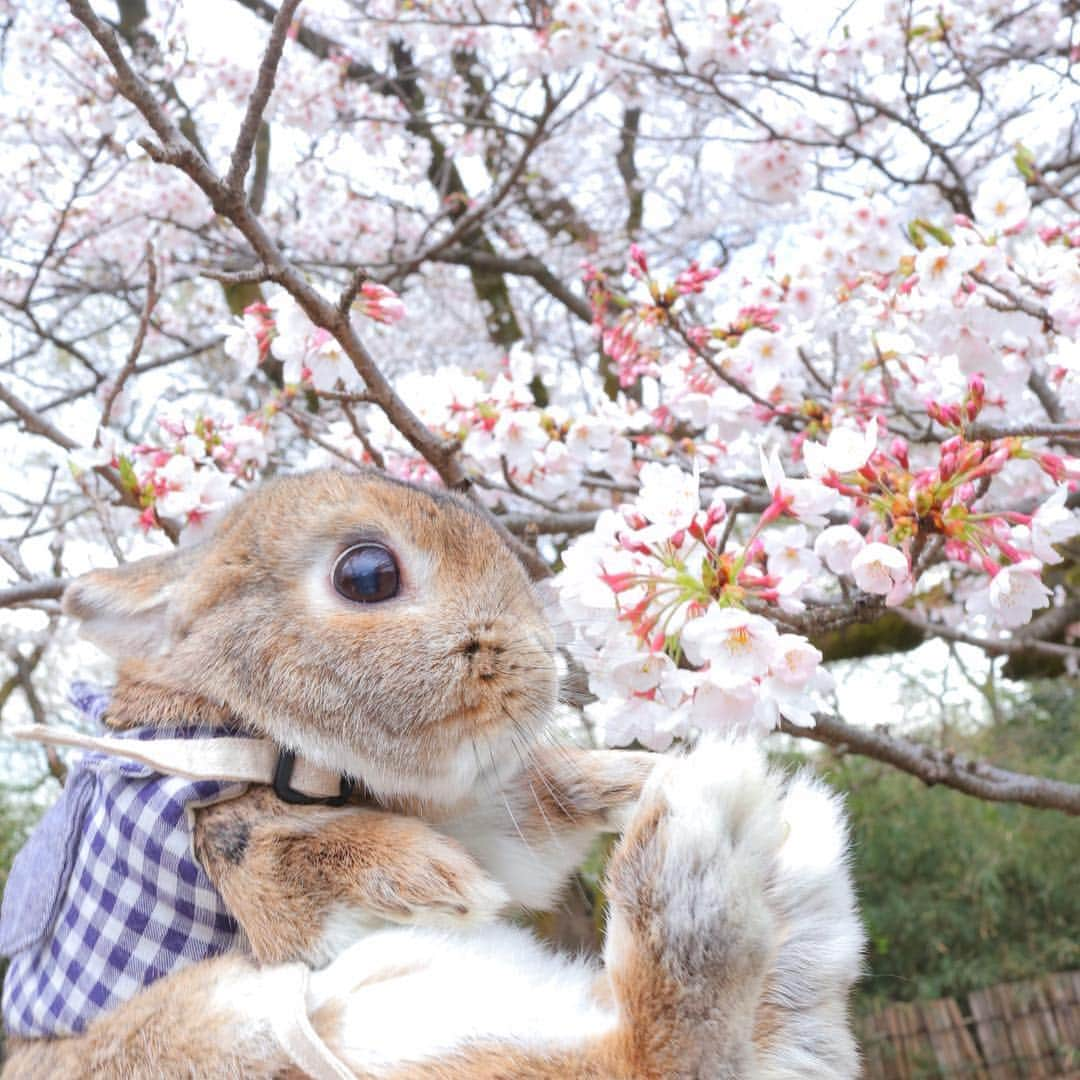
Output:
[[273, 749, 354, 807]]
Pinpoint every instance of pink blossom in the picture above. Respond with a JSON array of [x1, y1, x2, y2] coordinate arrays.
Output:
[[851, 543, 911, 605], [352, 282, 406, 326], [690, 679, 777, 738], [760, 447, 838, 525]]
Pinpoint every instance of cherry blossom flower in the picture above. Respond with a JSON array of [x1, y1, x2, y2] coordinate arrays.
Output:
[[155, 455, 234, 522], [760, 447, 838, 525], [587, 692, 689, 752], [351, 282, 406, 326], [762, 524, 821, 580], [634, 462, 700, 542], [735, 328, 796, 395], [760, 635, 834, 726], [803, 418, 879, 477], [690, 679, 777, 738], [218, 312, 264, 377], [681, 607, 780, 684], [966, 559, 1051, 629], [814, 525, 866, 575], [1028, 486, 1080, 565], [493, 410, 548, 472], [913, 243, 983, 297], [972, 176, 1031, 233], [769, 635, 827, 688], [851, 543, 912, 605], [288, 329, 363, 392]]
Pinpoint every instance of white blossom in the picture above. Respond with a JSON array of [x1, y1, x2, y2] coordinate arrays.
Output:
[[851, 542, 911, 605], [803, 418, 878, 477], [681, 606, 780, 685], [966, 559, 1051, 628], [814, 525, 866, 575]]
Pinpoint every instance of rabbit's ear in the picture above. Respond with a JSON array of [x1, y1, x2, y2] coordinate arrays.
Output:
[[62, 545, 203, 659]]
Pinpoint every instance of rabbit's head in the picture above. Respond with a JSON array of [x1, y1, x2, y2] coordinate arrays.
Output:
[[63, 470, 557, 807]]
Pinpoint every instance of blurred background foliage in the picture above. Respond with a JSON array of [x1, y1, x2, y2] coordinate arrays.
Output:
[[825, 675, 1079, 1007]]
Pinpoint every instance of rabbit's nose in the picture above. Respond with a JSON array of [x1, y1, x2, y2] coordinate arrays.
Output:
[[461, 623, 507, 677], [461, 632, 505, 657]]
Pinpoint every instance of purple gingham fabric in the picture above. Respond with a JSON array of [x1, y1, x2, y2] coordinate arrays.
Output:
[[0, 685, 245, 1037]]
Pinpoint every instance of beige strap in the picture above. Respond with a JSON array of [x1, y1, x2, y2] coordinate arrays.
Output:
[[9, 724, 346, 801], [270, 963, 357, 1080]]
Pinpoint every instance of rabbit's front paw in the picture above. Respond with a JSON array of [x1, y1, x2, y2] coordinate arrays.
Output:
[[604, 738, 785, 979], [196, 790, 508, 967]]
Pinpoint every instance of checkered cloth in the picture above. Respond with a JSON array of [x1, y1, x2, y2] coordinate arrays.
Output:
[[0, 684, 245, 1037]]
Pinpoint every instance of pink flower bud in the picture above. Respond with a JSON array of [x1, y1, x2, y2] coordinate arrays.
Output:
[[705, 525, 726, 548], [618, 534, 651, 555], [704, 503, 727, 529], [944, 540, 970, 562], [1039, 452, 1066, 482], [889, 437, 910, 469]]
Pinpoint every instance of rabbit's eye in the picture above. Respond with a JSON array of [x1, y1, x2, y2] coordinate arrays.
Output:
[[332, 544, 400, 603]]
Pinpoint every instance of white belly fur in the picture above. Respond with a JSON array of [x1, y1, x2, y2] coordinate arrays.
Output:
[[307, 923, 615, 1073]]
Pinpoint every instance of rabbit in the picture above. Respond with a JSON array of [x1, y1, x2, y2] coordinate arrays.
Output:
[[1, 468, 863, 1077], [0, 468, 657, 1071], [4, 737, 864, 1079]]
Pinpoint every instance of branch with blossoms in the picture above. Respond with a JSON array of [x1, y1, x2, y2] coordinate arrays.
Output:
[[64, 0, 550, 580], [206, 231, 1080, 812], [5, 0, 1074, 818]]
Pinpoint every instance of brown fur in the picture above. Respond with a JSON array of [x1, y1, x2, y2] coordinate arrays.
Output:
[[5, 471, 860, 1077], [65, 470, 558, 807], [5, 470, 662, 1076], [3, 956, 287, 1080], [195, 788, 507, 965]]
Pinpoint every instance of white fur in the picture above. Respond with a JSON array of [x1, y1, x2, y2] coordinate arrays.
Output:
[[208, 959, 310, 1046], [212, 740, 862, 1079], [756, 774, 864, 1079], [439, 801, 598, 910], [266, 721, 527, 808], [311, 925, 614, 1073], [621, 738, 783, 949]]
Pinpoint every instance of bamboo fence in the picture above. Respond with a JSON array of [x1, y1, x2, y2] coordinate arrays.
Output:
[[860, 971, 1080, 1078]]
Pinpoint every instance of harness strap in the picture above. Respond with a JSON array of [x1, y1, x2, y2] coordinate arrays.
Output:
[[10, 725, 349, 803], [271, 963, 357, 1080]]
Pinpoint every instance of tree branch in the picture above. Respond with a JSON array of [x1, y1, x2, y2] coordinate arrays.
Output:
[[781, 712, 1080, 814], [0, 578, 68, 608], [224, 0, 300, 194]]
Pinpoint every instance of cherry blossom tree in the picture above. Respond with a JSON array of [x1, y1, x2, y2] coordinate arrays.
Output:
[[1, 0, 1078, 811]]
